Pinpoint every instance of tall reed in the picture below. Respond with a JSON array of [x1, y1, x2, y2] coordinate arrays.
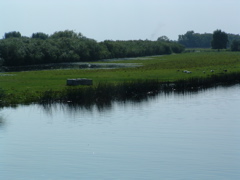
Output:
[[39, 72, 240, 105], [0, 88, 6, 107], [39, 80, 161, 105]]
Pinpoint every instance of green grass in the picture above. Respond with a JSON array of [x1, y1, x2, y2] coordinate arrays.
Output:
[[1, 51, 240, 105]]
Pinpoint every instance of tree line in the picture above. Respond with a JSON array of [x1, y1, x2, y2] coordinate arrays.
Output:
[[178, 30, 240, 50], [0, 30, 184, 66]]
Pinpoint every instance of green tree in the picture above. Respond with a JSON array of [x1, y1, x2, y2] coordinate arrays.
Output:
[[4, 31, 21, 39], [0, 30, 185, 66], [211, 30, 228, 51], [157, 36, 170, 42], [228, 34, 240, 48], [0, 57, 4, 66], [32, 32, 49, 40], [178, 31, 212, 48], [231, 40, 240, 51], [0, 38, 27, 65], [178, 31, 197, 47], [50, 30, 84, 39]]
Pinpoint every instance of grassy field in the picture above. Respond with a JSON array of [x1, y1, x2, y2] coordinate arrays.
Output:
[[1, 51, 240, 105]]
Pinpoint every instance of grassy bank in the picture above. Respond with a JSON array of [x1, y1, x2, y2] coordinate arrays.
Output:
[[0, 51, 240, 106]]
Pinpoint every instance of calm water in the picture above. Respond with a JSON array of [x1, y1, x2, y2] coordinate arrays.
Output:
[[1, 85, 240, 180]]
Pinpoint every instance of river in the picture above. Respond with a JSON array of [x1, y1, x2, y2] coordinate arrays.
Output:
[[1, 85, 240, 180]]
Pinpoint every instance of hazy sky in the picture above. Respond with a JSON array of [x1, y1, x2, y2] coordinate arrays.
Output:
[[1, 0, 240, 41]]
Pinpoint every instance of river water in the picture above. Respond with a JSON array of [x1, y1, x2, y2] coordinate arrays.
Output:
[[1, 85, 240, 180]]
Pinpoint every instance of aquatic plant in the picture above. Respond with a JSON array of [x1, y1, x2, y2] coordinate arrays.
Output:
[[0, 88, 6, 106], [1, 51, 240, 106], [172, 72, 240, 91], [38, 71, 240, 107], [39, 80, 161, 105]]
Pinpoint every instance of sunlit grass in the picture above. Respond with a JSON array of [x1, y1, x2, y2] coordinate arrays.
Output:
[[1, 51, 240, 105]]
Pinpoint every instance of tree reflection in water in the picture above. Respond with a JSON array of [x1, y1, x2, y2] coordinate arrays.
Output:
[[0, 116, 5, 129], [38, 83, 238, 116]]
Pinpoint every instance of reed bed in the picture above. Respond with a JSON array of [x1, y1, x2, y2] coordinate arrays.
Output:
[[172, 72, 240, 91], [1, 51, 240, 106], [39, 80, 161, 105], [0, 88, 5, 107], [38, 72, 240, 106]]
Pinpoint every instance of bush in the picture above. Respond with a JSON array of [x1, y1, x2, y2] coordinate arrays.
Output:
[[0, 57, 4, 66], [231, 40, 240, 51], [0, 30, 185, 66]]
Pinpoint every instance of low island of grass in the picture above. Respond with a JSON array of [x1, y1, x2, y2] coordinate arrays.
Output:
[[1, 51, 240, 106]]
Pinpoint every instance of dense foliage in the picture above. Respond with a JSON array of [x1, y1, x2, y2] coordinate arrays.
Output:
[[228, 34, 240, 46], [31, 32, 49, 40], [4, 31, 22, 39], [178, 31, 212, 48], [0, 30, 184, 66], [231, 40, 240, 51], [211, 30, 228, 50], [178, 30, 240, 49]]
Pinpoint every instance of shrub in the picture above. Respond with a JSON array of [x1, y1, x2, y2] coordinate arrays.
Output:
[[231, 40, 240, 51]]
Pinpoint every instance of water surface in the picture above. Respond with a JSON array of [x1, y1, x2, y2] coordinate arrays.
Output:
[[1, 85, 240, 179]]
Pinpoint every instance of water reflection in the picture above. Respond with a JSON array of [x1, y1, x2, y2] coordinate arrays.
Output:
[[0, 116, 5, 129], [40, 91, 160, 115], [39, 84, 232, 115], [2, 84, 240, 180]]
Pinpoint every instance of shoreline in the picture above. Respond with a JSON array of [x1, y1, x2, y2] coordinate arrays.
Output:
[[1, 52, 240, 107], [1, 72, 240, 108]]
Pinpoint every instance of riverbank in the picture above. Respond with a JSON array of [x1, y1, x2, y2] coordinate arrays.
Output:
[[1, 51, 240, 106]]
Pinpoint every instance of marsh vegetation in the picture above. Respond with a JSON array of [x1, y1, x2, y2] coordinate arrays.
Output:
[[1, 30, 240, 106], [1, 51, 240, 106]]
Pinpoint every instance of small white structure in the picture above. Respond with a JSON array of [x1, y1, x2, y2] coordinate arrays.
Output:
[[183, 70, 192, 74], [67, 78, 93, 86]]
